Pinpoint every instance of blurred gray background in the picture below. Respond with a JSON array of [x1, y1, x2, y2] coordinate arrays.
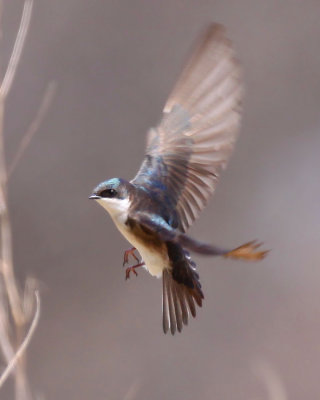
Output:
[[2, 0, 320, 399]]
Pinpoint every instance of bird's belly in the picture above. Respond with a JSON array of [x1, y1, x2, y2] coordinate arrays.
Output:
[[114, 219, 169, 278], [137, 244, 168, 278]]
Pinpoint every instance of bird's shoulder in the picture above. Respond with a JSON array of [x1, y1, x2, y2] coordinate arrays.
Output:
[[128, 183, 180, 230]]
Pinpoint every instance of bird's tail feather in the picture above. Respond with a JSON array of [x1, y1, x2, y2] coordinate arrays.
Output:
[[162, 251, 203, 335]]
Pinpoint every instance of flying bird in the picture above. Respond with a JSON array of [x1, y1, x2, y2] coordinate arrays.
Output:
[[89, 24, 267, 335]]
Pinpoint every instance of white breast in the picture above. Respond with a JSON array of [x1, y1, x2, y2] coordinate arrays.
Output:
[[116, 221, 168, 277], [97, 197, 169, 277]]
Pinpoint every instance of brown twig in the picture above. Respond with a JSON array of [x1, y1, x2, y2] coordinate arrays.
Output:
[[0, 0, 33, 99], [8, 81, 57, 179], [0, 102, 24, 325], [253, 360, 287, 400], [0, 1, 49, 398], [0, 280, 15, 362], [0, 291, 40, 388]]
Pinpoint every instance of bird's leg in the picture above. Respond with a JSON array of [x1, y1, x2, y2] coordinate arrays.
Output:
[[123, 247, 139, 266], [125, 262, 145, 280], [223, 240, 269, 261]]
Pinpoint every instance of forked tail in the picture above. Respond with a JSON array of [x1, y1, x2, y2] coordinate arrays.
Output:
[[162, 246, 203, 335]]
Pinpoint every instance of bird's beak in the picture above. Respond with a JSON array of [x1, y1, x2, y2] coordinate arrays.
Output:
[[89, 194, 100, 200]]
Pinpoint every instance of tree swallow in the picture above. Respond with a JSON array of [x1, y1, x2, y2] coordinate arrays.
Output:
[[89, 24, 268, 335]]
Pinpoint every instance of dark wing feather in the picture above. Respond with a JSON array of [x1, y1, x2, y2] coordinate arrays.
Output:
[[162, 265, 203, 335], [130, 210, 268, 261], [128, 211, 230, 256], [131, 24, 243, 232], [162, 275, 170, 333]]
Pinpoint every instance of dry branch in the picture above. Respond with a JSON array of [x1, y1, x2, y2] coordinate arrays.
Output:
[[0, 0, 33, 99], [8, 81, 57, 178], [0, 291, 40, 388], [0, 1, 54, 398], [253, 360, 288, 400]]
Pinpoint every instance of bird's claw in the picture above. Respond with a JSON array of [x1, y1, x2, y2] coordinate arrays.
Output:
[[124, 262, 145, 280], [123, 247, 139, 266], [125, 266, 139, 280], [224, 240, 269, 261]]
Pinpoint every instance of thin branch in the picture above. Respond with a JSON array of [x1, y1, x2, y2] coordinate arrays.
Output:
[[8, 81, 57, 178], [0, 214, 24, 325], [0, 290, 40, 388], [253, 360, 287, 400], [123, 379, 140, 400], [0, 97, 24, 324], [0, 281, 15, 363], [0, 0, 33, 99], [0, 1, 39, 398]]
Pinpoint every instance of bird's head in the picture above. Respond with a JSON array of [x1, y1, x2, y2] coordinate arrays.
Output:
[[89, 178, 132, 218]]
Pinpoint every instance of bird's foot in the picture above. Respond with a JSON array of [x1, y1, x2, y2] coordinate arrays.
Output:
[[123, 247, 139, 266], [125, 262, 145, 280], [224, 240, 269, 261]]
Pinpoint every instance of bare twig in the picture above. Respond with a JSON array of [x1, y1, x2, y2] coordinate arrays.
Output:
[[0, 2, 45, 399], [0, 0, 35, 325], [123, 379, 140, 400], [0, 291, 40, 388], [0, 280, 15, 362], [0, 0, 33, 99], [0, 109, 24, 325], [253, 360, 287, 400], [8, 81, 57, 178]]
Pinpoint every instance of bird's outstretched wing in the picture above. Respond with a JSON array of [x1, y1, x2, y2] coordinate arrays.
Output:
[[131, 23, 243, 232]]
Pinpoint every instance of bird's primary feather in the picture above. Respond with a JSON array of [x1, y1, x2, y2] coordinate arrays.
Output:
[[132, 24, 243, 232], [129, 24, 243, 333]]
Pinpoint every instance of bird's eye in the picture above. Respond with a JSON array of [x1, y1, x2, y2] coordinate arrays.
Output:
[[100, 188, 117, 198]]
